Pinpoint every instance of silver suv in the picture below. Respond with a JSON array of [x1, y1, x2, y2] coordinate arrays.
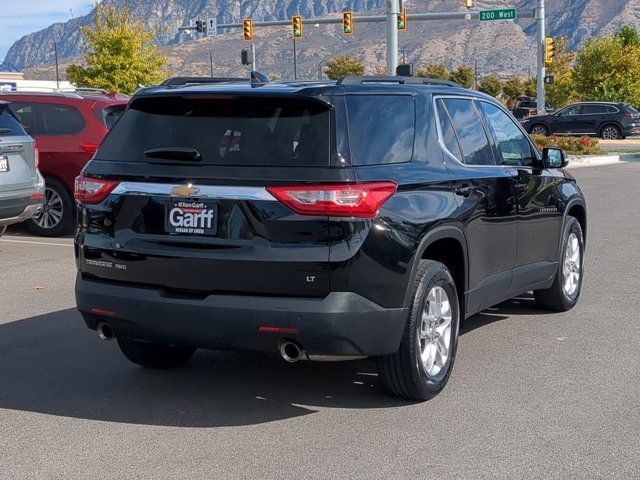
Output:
[[0, 101, 44, 237]]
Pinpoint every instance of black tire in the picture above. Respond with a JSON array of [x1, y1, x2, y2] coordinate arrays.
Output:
[[25, 178, 74, 237], [117, 337, 196, 369], [377, 260, 460, 401], [600, 124, 621, 140], [529, 124, 549, 136], [534, 216, 584, 311]]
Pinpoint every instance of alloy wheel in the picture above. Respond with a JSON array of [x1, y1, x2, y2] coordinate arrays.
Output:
[[34, 186, 64, 230], [601, 126, 620, 140], [530, 126, 548, 136], [563, 232, 581, 296], [418, 285, 453, 377]]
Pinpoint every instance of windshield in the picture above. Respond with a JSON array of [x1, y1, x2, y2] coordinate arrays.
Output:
[[97, 95, 332, 167]]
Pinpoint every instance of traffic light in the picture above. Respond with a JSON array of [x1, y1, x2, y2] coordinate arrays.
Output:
[[195, 20, 204, 33], [397, 8, 407, 30], [545, 37, 556, 64], [342, 11, 354, 35], [460, 0, 474, 7], [243, 18, 253, 41], [292, 15, 303, 38]]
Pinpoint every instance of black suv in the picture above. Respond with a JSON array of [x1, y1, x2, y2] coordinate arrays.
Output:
[[523, 101, 640, 139], [74, 76, 587, 400]]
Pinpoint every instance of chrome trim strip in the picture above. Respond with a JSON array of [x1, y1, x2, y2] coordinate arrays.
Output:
[[111, 182, 277, 201]]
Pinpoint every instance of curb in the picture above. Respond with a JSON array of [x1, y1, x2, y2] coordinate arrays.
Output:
[[568, 153, 640, 168]]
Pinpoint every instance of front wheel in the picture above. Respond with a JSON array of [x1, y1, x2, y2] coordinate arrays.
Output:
[[117, 337, 196, 369], [377, 260, 460, 401], [534, 216, 584, 311]]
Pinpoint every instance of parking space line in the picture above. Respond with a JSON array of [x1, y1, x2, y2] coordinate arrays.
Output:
[[0, 238, 73, 247]]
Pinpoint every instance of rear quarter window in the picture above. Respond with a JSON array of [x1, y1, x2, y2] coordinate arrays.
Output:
[[39, 104, 86, 135], [346, 95, 415, 165]]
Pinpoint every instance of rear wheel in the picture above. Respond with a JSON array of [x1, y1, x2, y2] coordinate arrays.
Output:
[[377, 260, 460, 401], [600, 124, 621, 140], [529, 124, 549, 136], [534, 216, 584, 311], [117, 337, 196, 369], [25, 178, 74, 237]]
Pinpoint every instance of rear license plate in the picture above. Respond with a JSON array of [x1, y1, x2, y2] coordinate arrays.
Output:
[[165, 200, 217, 235], [0, 156, 8, 172]]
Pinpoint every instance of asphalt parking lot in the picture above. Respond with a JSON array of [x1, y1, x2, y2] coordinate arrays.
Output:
[[1, 163, 639, 479]]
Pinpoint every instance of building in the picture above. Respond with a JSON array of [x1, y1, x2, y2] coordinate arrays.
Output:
[[0, 61, 72, 91]]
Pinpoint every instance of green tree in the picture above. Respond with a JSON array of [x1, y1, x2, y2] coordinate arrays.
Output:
[[66, 4, 167, 94], [524, 77, 537, 98], [478, 76, 503, 98], [617, 24, 640, 48], [415, 63, 449, 80], [324, 56, 365, 80], [572, 28, 640, 108], [502, 77, 525, 107], [546, 36, 578, 108], [448, 65, 474, 89]]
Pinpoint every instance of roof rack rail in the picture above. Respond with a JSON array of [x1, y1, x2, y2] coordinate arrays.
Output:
[[160, 76, 249, 86], [337, 76, 461, 88]]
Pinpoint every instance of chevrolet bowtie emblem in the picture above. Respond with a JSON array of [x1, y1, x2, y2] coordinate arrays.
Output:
[[171, 185, 200, 197]]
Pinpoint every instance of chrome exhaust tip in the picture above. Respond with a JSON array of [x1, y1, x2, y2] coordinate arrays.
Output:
[[96, 322, 115, 341], [279, 341, 305, 363]]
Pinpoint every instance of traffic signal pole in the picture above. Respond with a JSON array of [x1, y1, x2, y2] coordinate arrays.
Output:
[[386, 0, 401, 75], [536, 0, 546, 114]]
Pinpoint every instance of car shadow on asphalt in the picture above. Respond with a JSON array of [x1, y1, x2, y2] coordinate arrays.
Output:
[[1, 297, 550, 428]]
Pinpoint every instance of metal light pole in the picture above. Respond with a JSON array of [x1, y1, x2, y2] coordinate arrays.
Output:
[[251, 43, 257, 71], [293, 38, 298, 79], [54, 42, 60, 89], [317, 59, 327, 80], [536, 0, 546, 114], [386, 0, 401, 75], [209, 52, 214, 77]]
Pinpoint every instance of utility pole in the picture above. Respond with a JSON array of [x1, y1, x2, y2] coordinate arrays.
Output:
[[386, 0, 401, 75], [54, 42, 60, 89], [536, 0, 546, 114]]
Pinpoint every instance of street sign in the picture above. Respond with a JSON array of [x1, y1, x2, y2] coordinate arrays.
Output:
[[479, 9, 517, 22], [206, 17, 217, 36]]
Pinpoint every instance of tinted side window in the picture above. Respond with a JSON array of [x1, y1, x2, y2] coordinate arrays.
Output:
[[0, 108, 26, 136], [559, 105, 582, 116], [608, 105, 622, 114], [582, 105, 607, 114], [436, 99, 463, 162], [346, 95, 415, 165], [442, 98, 495, 166], [39, 104, 85, 135], [9, 103, 38, 134], [480, 102, 536, 167]]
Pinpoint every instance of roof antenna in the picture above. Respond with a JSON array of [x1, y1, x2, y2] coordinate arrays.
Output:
[[250, 71, 270, 87]]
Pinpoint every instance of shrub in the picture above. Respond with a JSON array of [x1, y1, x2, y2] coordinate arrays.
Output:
[[530, 134, 605, 155]]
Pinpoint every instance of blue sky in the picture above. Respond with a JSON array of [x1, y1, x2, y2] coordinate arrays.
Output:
[[0, 1, 93, 63]]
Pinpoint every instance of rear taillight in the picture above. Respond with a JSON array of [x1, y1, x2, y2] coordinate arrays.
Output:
[[34, 139, 39, 169], [266, 182, 397, 219], [74, 175, 119, 204], [80, 142, 99, 156]]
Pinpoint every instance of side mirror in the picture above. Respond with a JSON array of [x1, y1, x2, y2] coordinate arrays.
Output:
[[542, 147, 568, 169]]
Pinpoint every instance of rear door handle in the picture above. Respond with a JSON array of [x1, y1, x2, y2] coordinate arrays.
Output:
[[454, 186, 473, 197]]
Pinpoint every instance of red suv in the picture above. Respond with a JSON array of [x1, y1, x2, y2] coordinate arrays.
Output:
[[0, 90, 128, 236]]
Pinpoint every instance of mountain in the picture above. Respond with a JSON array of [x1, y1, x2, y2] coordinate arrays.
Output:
[[10, 0, 640, 81]]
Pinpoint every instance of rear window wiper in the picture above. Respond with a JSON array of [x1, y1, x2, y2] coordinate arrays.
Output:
[[143, 147, 202, 162]]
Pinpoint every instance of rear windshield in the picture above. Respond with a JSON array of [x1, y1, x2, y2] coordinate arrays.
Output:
[[0, 107, 27, 137], [97, 95, 332, 166], [97, 104, 127, 129]]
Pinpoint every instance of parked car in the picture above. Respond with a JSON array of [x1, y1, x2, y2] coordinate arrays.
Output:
[[0, 101, 44, 236], [74, 76, 587, 401], [511, 95, 553, 120], [522, 101, 640, 139], [0, 89, 128, 236]]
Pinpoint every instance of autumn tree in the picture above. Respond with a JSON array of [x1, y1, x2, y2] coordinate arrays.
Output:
[[545, 36, 578, 108], [524, 77, 537, 98], [448, 65, 474, 89], [66, 4, 167, 94], [502, 77, 525, 107], [415, 63, 449, 80], [478, 76, 503, 98], [572, 26, 640, 108], [324, 56, 365, 80]]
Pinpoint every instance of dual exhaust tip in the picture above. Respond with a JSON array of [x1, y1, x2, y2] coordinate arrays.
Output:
[[96, 322, 115, 341]]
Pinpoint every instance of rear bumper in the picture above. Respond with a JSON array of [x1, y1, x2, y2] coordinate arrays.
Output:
[[75, 273, 409, 357], [0, 195, 42, 227], [623, 126, 639, 137]]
